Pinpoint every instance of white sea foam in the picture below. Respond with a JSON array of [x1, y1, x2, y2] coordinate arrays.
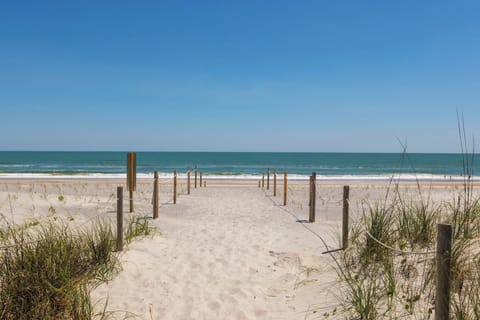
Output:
[[0, 172, 477, 182]]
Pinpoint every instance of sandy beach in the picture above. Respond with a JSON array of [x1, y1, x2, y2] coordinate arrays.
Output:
[[0, 178, 476, 319]]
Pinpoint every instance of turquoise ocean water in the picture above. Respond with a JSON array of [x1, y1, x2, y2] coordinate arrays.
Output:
[[0, 152, 478, 181]]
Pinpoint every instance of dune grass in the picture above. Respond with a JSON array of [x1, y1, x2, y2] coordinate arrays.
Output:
[[0, 215, 154, 320], [336, 178, 479, 316]]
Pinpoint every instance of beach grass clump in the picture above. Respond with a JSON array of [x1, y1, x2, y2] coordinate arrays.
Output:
[[0, 220, 118, 320], [396, 200, 439, 249], [449, 194, 480, 240], [451, 252, 480, 319], [125, 216, 155, 244], [337, 244, 383, 320], [345, 272, 380, 320], [361, 203, 396, 263], [447, 200, 480, 320]]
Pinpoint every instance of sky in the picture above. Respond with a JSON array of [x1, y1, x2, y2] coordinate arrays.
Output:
[[0, 0, 479, 152]]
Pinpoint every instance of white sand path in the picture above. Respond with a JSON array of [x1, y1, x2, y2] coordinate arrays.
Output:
[[92, 185, 343, 319]]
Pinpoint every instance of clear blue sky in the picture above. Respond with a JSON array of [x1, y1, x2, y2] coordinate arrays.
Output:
[[1, 1, 479, 152]]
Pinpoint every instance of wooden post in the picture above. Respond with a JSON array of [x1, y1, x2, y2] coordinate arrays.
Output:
[[258, 180, 261, 188], [435, 223, 452, 320], [283, 171, 287, 206], [195, 164, 198, 188], [129, 190, 133, 213], [173, 170, 177, 204], [342, 185, 350, 249], [187, 171, 191, 195], [267, 168, 270, 190], [262, 173, 265, 188], [204, 181, 206, 187], [153, 171, 159, 219], [309, 175, 313, 207], [116, 186, 124, 251], [200, 172, 203, 188], [273, 169, 277, 196], [126, 152, 136, 213], [309, 172, 316, 223]]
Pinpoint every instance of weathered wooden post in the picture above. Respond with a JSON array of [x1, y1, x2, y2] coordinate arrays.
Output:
[[126, 152, 136, 212], [153, 171, 159, 219], [173, 170, 177, 204], [435, 223, 452, 320], [309, 172, 316, 223], [273, 169, 277, 196], [262, 173, 265, 188], [258, 180, 261, 188], [116, 186, 124, 251], [283, 171, 288, 206], [267, 168, 270, 190], [342, 185, 350, 249], [195, 164, 198, 188], [309, 175, 313, 207], [187, 171, 191, 195], [204, 180, 206, 187], [200, 172, 203, 188]]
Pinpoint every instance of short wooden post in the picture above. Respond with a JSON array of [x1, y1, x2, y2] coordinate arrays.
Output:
[[435, 223, 452, 320], [262, 173, 265, 188], [342, 185, 350, 249], [267, 168, 270, 190], [187, 171, 191, 195], [116, 186, 124, 251], [309, 172, 316, 223], [283, 171, 287, 206], [200, 172, 203, 187], [194, 164, 198, 188], [173, 170, 177, 204], [153, 171, 159, 219], [273, 169, 277, 196]]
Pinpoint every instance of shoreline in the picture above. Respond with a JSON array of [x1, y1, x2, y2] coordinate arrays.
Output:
[[0, 172, 477, 184]]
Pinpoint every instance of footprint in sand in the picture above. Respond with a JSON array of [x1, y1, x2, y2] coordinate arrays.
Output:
[[270, 251, 301, 272]]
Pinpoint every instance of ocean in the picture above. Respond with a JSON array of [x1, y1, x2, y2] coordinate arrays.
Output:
[[0, 151, 478, 181]]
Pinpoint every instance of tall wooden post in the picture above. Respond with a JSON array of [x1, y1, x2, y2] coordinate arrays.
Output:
[[153, 171, 159, 219], [435, 223, 452, 320], [126, 152, 136, 213], [267, 168, 270, 190], [200, 172, 203, 188], [283, 171, 287, 206], [262, 173, 265, 188], [116, 186, 124, 251], [309, 172, 316, 223], [309, 175, 313, 207], [187, 171, 191, 195], [194, 164, 198, 188], [273, 169, 277, 196], [173, 170, 177, 204], [342, 185, 350, 249]]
